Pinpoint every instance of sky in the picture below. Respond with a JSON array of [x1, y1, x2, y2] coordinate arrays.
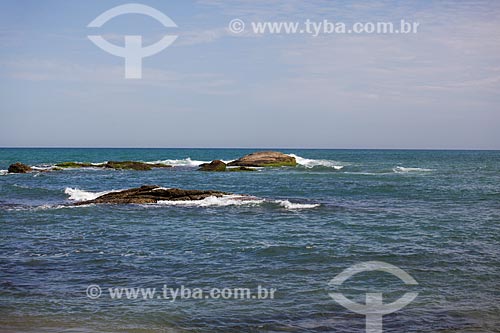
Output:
[[0, 0, 499, 149]]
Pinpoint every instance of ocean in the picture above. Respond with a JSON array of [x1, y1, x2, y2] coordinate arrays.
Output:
[[0, 148, 499, 332]]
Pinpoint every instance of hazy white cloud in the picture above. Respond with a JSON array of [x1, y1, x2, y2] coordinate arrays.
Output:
[[1, 59, 236, 95]]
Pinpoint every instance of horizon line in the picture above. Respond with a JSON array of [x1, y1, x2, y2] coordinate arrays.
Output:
[[0, 147, 499, 151]]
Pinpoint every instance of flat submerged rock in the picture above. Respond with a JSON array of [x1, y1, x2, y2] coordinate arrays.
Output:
[[75, 185, 229, 205]]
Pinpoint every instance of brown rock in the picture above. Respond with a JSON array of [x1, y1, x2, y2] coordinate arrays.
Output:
[[8, 162, 32, 173], [227, 151, 296, 167]]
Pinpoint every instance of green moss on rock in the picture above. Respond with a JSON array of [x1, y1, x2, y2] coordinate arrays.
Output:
[[198, 160, 227, 172], [55, 162, 96, 168], [104, 161, 152, 171]]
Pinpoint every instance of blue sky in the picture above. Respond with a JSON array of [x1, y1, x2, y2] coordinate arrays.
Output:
[[0, 0, 499, 148]]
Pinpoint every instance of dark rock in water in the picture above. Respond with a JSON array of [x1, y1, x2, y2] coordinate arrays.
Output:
[[104, 161, 172, 170], [75, 185, 229, 205], [147, 163, 173, 169], [198, 160, 227, 172], [56, 161, 172, 170], [8, 162, 32, 173], [228, 151, 296, 167], [228, 166, 256, 172]]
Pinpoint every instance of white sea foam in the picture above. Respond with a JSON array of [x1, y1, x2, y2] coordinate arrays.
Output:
[[274, 200, 321, 210], [156, 195, 320, 210], [64, 188, 119, 201], [0, 167, 57, 175], [288, 154, 344, 170], [393, 166, 433, 173], [32, 204, 80, 211], [152, 187, 171, 191], [146, 158, 210, 167], [31, 166, 55, 171], [343, 172, 379, 175], [156, 195, 265, 207], [3, 204, 93, 211]]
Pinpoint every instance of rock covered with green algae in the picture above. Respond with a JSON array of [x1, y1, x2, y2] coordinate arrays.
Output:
[[55, 162, 95, 168], [198, 160, 227, 172]]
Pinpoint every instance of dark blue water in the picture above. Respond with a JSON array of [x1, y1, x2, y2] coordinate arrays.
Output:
[[0, 149, 499, 332]]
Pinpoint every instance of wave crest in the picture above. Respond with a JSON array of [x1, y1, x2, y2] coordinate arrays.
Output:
[[156, 195, 265, 207], [146, 158, 208, 167], [393, 166, 433, 173], [274, 200, 320, 209], [288, 154, 344, 170], [146, 158, 231, 167], [64, 188, 119, 201]]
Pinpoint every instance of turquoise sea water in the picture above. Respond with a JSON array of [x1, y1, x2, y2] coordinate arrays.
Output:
[[0, 148, 499, 332]]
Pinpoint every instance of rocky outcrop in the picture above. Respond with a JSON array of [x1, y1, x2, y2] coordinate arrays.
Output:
[[228, 151, 296, 167], [8, 162, 32, 173], [75, 185, 228, 205], [55, 161, 172, 171], [198, 160, 227, 172]]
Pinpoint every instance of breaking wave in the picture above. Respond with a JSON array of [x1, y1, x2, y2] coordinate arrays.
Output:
[[153, 196, 320, 210], [274, 200, 321, 209], [393, 166, 433, 173], [146, 158, 208, 167], [156, 195, 265, 207], [288, 154, 344, 170], [31, 166, 57, 171], [1, 203, 93, 211], [64, 188, 119, 202], [146, 158, 232, 167]]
